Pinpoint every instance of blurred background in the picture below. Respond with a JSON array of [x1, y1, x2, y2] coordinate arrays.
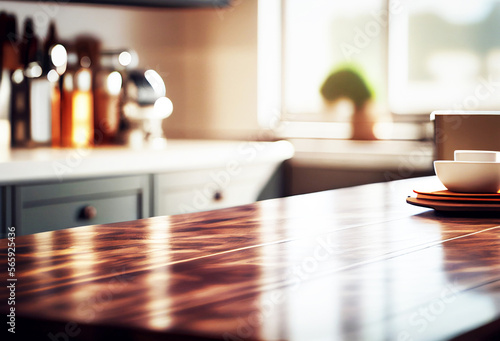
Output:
[[2, 0, 500, 195]]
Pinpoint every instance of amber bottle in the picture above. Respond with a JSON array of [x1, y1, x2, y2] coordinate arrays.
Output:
[[43, 22, 65, 147], [60, 37, 98, 148]]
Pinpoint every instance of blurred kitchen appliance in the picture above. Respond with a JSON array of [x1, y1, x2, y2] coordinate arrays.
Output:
[[432, 111, 500, 160], [123, 69, 173, 149]]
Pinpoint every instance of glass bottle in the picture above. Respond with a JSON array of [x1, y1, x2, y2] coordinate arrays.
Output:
[[10, 17, 33, 147], [0, 12, 15, 148], [60, 48, 75, 148], [61, 37, 98, 148], [95, 50, 130, 144], [44, 22, 67, 147], [28, 30, 52, 146]]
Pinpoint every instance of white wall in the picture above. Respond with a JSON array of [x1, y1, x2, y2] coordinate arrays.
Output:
[[1, 0, 259, 139]]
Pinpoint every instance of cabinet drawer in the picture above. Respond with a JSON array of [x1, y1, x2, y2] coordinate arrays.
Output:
[[154, 164, 279, 216], [14, 175, 149, 235], [159, 182, 261, 215], [20, 194, 141, 235], [156, 164, 275, 190]]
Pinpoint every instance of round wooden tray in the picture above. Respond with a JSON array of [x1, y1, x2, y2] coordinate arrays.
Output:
[[414, 189, 500, 198], [406, 196, 500, 212]]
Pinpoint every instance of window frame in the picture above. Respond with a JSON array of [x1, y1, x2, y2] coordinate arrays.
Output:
[[258, 0, 497, 141]]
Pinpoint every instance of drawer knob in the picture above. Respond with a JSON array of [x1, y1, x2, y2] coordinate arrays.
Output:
[[213, 191, 223, 202], [81, 205, 97, 220]]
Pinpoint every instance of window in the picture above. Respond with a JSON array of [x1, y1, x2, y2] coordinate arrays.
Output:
[[283, 0, 387, 123], [259, 0, 500, 139], [389, 0, 500, 114]]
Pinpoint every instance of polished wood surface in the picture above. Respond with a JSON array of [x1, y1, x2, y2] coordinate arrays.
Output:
[[1, 176, 500, 340]]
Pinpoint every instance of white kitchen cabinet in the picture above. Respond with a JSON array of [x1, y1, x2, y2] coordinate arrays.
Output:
[[153, 162, 281, 215], [0, 140, 294, 237]]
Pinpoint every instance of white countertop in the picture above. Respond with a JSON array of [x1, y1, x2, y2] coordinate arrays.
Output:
[[0, 140, 295, 184], [288, 139, 434, 171]]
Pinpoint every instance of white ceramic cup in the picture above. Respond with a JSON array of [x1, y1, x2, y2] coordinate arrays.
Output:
[[434, 160, 500, 193], [454, 150, 500, 162]]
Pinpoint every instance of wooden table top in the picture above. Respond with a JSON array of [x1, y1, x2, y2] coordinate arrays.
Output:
[[1, 176, 500, 341]]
